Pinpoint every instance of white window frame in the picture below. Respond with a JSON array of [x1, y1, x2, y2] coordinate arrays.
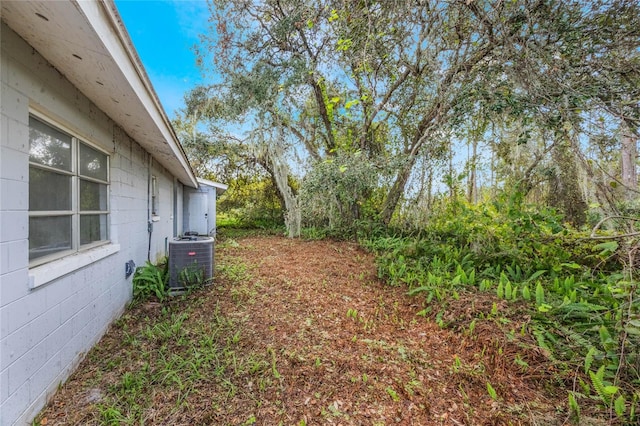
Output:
[[28, 112, 110, 268], [151, 175, 159, 216]]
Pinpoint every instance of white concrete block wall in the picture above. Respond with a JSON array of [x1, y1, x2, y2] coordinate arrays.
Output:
[[0, 23, 182, 425]]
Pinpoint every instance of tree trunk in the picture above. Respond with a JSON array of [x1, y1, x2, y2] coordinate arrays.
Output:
[[547, 141, 587, 227], [255, 143, 301, 238], [426, 168, 433, 211], [268, 148, 300, 238], [380, 154, 418, 225], [310, 77, 336, 152], [569, 133, 619, 215], [467, 139, 478, 203], [449, 144, 455, 201], [621, 122, 637, 202]]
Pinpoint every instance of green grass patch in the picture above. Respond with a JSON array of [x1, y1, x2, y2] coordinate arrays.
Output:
[[36, 253, 276, 425]]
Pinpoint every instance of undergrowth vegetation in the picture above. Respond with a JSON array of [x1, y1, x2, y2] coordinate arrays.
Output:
[[132, 256, 214, 304], [132, 260, 169, 302], [87, 299, 268, 425], [37, 255, 273, 425], [362, 193, 640, 424]]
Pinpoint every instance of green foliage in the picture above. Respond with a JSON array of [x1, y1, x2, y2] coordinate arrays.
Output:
[[178, 263, 206, 289], [98, 405, 126, 425], [535, 282, 545, 307], [522, 285, 531, 301], [267, 347, 281, 379], [594, 241, 619, 257], [75, 297, 264, 424], [218, 177, 285, 230], [568, 392, 580, 423], [615, 395, 626, 418], [497, 281, 504, 299], [301, 227, 330, 241], [216, 259, 250, 283], [368, 194, 587, 300], [505, 280, 513, 300], [589, 365, 618, 405], [366, 193, 640, 420], [385, 386, 400, 402], [486, 382, 498, 401], [300, 151, 388, 236], [584, 346, 597, 373], [132, 261, 169, 302]]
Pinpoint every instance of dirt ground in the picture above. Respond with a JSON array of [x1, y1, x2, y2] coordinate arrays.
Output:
[[37, 235, 569, 425]]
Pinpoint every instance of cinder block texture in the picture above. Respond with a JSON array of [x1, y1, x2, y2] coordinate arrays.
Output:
[[0, 23, 185, 426]]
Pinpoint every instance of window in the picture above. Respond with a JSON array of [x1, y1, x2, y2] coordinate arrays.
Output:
[[151, 175, 159, 216], [29, 115, 109, 265]]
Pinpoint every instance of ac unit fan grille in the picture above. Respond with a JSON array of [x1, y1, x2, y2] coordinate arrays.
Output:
[[168, 237, 214, 290]]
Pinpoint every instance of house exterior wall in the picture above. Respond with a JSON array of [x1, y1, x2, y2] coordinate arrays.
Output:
[[183, 188, 202, 235], [207, 186, 217, 236], [149, 162, 178, 260], [182, 184, 220, 236], [0, 23, 178, 425], [183, 187, 211, 236]]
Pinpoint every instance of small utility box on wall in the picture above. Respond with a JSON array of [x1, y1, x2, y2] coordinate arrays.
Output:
[[183, 178, 228, 236]]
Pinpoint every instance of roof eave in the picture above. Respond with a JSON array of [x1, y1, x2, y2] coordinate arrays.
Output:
[[96, 0, 197, 187], [1, 0, 198, 187], [197, 178, 228, 195]]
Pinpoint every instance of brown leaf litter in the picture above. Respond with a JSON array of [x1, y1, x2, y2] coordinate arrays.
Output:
[[36, 235, 577, 425]]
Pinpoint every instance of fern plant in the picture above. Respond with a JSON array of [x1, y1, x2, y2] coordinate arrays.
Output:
[[589, 365, 619, 406], [568, 392, 580, 424], [486, 382, 498, 400], [367, 195, 639, 421]]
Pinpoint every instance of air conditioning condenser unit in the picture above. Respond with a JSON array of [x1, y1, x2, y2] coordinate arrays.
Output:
[[168, 236, 214, 291]]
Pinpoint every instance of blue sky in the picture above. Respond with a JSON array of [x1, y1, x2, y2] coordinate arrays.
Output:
[[114, 0, 214, 119]]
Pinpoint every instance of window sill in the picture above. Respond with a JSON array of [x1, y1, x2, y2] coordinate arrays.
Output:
[[29, 243, 120, 289]]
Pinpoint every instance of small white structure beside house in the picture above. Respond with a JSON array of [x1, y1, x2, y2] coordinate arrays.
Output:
[[183, 178, 228, 236], [0, 1, 220, 424]]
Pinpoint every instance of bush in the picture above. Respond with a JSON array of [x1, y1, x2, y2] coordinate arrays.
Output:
[[218, 178, 284, 229], [300, 152, 386, 234]]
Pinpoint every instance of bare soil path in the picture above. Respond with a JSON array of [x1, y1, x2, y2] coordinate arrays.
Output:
[[37, 235, 561, 425]]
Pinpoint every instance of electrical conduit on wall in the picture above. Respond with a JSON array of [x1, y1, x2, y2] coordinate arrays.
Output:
[[147, 154, 152, 261]]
